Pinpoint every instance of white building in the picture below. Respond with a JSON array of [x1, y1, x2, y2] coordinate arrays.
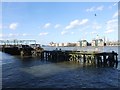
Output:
[[64, 43, 68, 46], [91, 39, 104, 46], [91, 40, 96, 46], [79, 40, 88, 47], [58, 43, 64, 46], [98, 39, 104, 46], [76, 42, 80, 46], [82, 40, 88, 47]]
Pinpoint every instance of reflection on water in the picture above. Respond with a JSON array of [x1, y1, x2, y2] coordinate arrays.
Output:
[[1, 46, 120, 88], [20, 61, 83, 77]]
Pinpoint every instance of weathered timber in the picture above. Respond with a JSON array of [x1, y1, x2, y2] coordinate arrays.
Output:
[[1, 46, 118, 68], [1, 45, 43, 56], [40, 50, 118, 68]]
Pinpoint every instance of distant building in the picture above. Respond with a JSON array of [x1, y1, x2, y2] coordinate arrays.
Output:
[[49, 42, 76, 47], [82, 40, 88, 47], [98, 39, 104, 46], [64, 43, 68, 46], [79, 40, 88, 47], [66, 42, 76, 47], [49, 42, 55, 46], [59, 43, 64, 46], [91, 39, 96, 46], [76, 42, 80, 46], [106, 41, 119, 46], [55, 43, 59, 47], [91, 39, 105, 46]]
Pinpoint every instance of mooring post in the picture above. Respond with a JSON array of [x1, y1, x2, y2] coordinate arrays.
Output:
[[54, 51, 58, 61], [97, 55, 100, 67], [41, 51, 44, 59], [103, 55, 106, 67], [43, 52, 46, 60], [56, 51, 58, 61], [48, 52, 51, 60], [93, 55, 96, 66], [115, 54, 118, 68], [108, 52, 115, 67], [83, 54, 86, 64], [52, 51, 54, 60], [50, 51, 53, 60], [43, 51, 45, 59], [50, 52, 52, 60], [64, 52, 66, 61], [46, 52, 48, 60], [44, 51, 46, 60]]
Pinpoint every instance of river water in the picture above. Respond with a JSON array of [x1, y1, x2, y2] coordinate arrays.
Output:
[[1, 46, 120, 89]]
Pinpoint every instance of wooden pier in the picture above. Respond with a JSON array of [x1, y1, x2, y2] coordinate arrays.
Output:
[[1, 45, 118, 68], [0, 44, 44, 56], [39, 50, 118, 68]]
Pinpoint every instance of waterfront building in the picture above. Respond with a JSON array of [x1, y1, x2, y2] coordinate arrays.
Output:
[[55, 43, 59, 47], [82, 40, 88, 47], [91, 39, 105, 46], [76, 42, 80, 46], [58, 43, 64, 47], [106, 41, 120, 46], [64, 43, 68, 46], [66, 42, 76, 47], [49, 42, 55, 46], [49, 42, 70, 47], [91, 39, 96, 46], [98, 39, 104, 46], [78, 40, 88, 47]]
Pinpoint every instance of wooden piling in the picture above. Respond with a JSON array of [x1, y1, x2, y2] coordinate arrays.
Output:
[[2, 46, 118, 68], [115, 55, 118, 68]]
